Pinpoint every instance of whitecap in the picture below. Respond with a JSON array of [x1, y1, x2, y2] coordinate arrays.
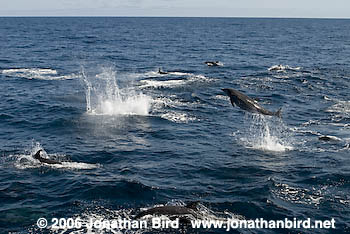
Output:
[[161, 112, 198, 123], [139, 79, 187, 88], [2, 68, 79, 80], [268, 65, 301, 72], [139, 74, 212, 89]]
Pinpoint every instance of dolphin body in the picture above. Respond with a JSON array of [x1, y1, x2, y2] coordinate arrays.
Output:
[[33, 149, 62, 165], [222, 88, 282, 118], [205, 61, 220, 66], [268, 64, 285, 71], [135, 202, 199, 219], [158, 68, 168, 75], [318, 135, 341, 142]]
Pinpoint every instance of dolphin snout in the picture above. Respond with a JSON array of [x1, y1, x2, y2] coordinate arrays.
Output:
[[222, 88, 229, 95]]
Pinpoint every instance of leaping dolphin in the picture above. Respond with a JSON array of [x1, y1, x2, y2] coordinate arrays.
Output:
[[135, 201, 199, 219], [222, 88, 282, 118], [33, 149, 62, 165]]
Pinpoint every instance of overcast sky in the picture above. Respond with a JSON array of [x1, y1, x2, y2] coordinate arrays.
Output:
[[0, 0, 349, 18]]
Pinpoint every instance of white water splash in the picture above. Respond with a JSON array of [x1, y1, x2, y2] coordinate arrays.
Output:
[[239, 114, 293, 152], [82, 67, 152, 116], [82, 69, 92, 112]]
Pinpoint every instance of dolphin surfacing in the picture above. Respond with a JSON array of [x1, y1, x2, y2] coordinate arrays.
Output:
[[205, 61, 220, 67], [318, 135, 341, 142], [33, 149, 62, 165], [135, 201, 199, 219], [222, 88, 282, 118], [158, 68, 168, 75]]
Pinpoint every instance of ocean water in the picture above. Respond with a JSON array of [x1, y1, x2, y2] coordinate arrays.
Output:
[[0, 17, 349, 233]]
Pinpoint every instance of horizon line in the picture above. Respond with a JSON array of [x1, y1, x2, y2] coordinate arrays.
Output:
[[0, 16, 350, 19]]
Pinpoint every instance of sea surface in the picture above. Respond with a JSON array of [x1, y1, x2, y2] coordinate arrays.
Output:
[[0, 17, 349, 233]]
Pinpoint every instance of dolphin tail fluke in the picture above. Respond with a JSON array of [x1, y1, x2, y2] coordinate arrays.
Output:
[[275, 108, 282, 118]]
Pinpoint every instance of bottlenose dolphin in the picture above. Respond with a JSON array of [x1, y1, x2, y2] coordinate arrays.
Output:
[[135, 201, 199, 219], [33, 149, 62, 165], [268, 64, 285, 71], [205, 61, 220, 67], [318, 135, 341, 142], [222, 88, 282, 117], [158, 68, 168, 75]]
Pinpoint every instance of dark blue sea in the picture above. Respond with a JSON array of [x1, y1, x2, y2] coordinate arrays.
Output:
[[0, 17, 349, 234]]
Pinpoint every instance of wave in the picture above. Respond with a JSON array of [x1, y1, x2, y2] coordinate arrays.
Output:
[[161, 112, 198, 123], [167, 71, 194, 76], [326, 100, 350, 115], [126, 70, 164, 79], [139, 74, 212, 89], [150, 96, 201, 123], [1, 68, 79, 80], [140, 79, 187, 88], [268, 65, 302, 72], [324, 98, 350, 128], [126, 70, 194, 80], [270, 178, 324, 206], [44, 161, 99, 170], [38, 201, 243, 234]]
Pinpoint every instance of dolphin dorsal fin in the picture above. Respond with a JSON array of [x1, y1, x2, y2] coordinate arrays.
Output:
[[33, 149, 43, 159]]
